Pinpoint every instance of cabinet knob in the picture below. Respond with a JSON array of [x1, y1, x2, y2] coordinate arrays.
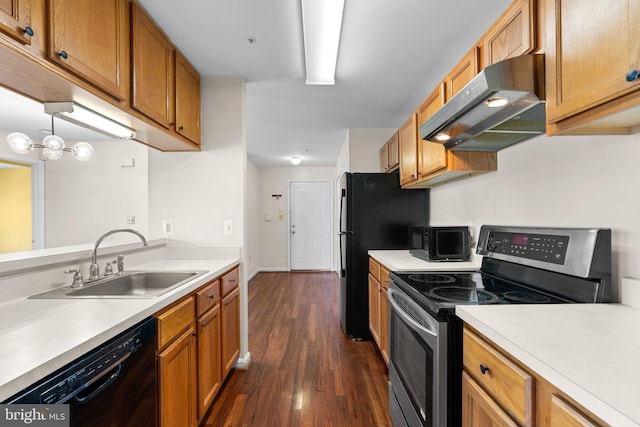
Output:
[[627, 69, 639, 82], [479, 364, 490, 375], [178, 125, 184, 131], [23, 26, 34, 37], [57, 50, 68, 60]]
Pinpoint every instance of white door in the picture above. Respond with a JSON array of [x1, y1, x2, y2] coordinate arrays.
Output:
[[289, 180, 332, 270]]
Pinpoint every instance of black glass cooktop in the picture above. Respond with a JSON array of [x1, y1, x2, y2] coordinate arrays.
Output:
[[390, 271, 571, 317]]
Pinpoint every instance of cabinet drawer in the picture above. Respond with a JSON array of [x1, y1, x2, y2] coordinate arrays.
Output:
[[196, 280, 220, 318], [156, 297, 194, 349], [221, 267, 239, 296], [463, 327, 534, 426], [369, 258, 381, 281]]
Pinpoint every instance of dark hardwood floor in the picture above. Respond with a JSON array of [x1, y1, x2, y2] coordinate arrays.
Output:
[[204, 271, 392, 427]]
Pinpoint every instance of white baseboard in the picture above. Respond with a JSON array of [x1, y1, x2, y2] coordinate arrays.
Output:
[[235, 352, 251, 370]]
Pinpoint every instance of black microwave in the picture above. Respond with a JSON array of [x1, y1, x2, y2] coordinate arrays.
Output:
[[409, 226, 471, 262]]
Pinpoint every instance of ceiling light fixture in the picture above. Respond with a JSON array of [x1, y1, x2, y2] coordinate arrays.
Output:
[[301, 0, 345, 85], [290, 156, 302, 165], [44, 102, 135, 140], [6, 116, 94, 161]]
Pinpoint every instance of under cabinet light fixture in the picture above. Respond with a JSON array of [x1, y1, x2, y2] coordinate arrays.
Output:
[[44, 102, 136, 140], [301, 0, 345, 85]]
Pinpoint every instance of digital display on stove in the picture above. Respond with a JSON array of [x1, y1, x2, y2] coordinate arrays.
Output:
[[512, 235, 529, 245], [487, 231, 569, 265]]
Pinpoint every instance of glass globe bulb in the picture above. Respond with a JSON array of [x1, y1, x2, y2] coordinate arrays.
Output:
[[43, 147, 63, 160], [7, 132, 33, 154], [43, 134, 65, 151], [71, 142, 94, 161]]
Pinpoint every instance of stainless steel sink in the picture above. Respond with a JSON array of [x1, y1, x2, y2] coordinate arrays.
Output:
[[30, 270, 207, 299]]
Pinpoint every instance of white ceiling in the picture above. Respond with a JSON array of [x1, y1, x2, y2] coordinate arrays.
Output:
[[1, 0, 512, 167]]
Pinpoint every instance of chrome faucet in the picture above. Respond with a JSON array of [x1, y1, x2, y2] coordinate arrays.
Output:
[[89, 229, 148, 280]]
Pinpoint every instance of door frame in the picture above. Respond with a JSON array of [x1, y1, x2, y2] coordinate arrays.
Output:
[[0, 153, 45, 250], [287, 179, 334, 271]]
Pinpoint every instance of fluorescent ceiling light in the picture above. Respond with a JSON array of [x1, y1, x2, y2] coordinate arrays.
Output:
[[44, 102, 136, 140], [301, 0, 345, 85], [290, 156, 302, 165]]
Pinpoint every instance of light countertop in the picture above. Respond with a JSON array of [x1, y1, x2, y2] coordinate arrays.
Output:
[[456, 304, 640, 426], [368, 249, 481, 272], [0, 257, 239, 402]]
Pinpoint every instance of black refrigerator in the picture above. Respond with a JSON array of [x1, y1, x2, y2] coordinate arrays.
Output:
[[339, 171, 429, 339]]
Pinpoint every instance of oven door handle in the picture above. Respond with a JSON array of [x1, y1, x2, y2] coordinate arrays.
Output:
[[387, 288, 438, 347]]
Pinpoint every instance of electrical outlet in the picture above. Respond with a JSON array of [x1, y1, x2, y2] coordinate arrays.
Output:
[[224, 220, 233, 235], [162, 220, 174, 236], [126, 216, 135, 225]]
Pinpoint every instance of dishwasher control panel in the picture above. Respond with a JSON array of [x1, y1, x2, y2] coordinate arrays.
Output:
[[5, 318, 154, 404]]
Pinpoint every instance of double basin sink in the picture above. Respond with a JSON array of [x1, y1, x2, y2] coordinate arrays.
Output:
[[30, 270, 207, 299]]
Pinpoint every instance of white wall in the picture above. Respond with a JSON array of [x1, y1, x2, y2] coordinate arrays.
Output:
[[256, 166, 336, 271], [246, 160, 260, 278], [148, 76, 249, 359], [429, 133, 640, 302], [46, 140, 149, 247]]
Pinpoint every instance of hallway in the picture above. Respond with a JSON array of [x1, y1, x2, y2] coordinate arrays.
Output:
[[205, 271, 391, 426]]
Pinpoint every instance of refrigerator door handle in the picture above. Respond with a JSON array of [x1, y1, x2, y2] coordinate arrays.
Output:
[[338, 231, 353, 235]]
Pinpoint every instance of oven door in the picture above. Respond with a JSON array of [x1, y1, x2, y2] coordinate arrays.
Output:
[[387, 284, 448, 427]]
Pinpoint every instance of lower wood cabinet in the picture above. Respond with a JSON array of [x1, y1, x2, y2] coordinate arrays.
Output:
[[462, 325, 606, 427], [158, 325, 198, 427], [155, 264, 240, 426], [368, 257, 389, 366], [221, 285, 240, 379]]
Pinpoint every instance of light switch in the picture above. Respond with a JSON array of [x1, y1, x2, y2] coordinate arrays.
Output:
[[265, 212, 273, 221], [224, 220, 233, 235]]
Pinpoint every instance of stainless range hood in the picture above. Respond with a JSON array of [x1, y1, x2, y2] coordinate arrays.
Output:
[[419, 54, 545, 151]]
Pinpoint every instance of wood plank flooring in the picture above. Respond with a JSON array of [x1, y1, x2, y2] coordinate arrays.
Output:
[[204, 271, 392, 427]]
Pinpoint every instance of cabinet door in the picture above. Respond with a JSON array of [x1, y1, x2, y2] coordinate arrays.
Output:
[[132, 2, 174, 128], [379, 143, 389, 172], [197, 303, 222, 419], [546, 0, 640, 123], [49, 0, 129, 101], [221, 286, 240, 379], [416, 82, 447, 177], [445, 46, 480, 101], [462, 371, 518, 427], [482, 0, 535, 67], [175, 50, 201, 144], [368, 274, 380, 346], [158, 326, 198, 427], [387, 133, 399, 169], [398, 113, 418, 186], [0, 0, 32, 44]]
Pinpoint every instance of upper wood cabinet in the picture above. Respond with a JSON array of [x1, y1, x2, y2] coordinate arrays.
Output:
[[398, 113, 419, 186], [0, 0, 33, 44], [132, 2, 174, 128], [545, 0, 640, 135], [48, 0, 129, 101], [379, 132, 399, 173], [481, 0, 536, 68], [175, 50, 201, 144], [444, 46, 480, 101], [416, 82, 447, 177]]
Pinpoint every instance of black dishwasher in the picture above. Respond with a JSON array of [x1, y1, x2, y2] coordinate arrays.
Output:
[[5, 317, 157, 427]]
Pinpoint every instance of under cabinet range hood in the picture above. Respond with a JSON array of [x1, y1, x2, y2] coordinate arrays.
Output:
[[420, 54, 546, 151]]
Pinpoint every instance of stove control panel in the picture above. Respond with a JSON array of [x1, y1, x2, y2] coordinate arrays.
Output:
[[485, 231, 569, 264]]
